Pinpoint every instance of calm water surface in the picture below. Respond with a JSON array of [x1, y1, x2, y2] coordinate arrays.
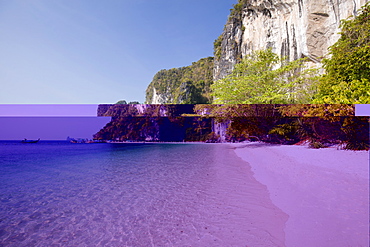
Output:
[[0, 141, 285, 246]]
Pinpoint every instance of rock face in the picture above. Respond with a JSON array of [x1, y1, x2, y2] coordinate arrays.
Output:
[[97, 104, 195, 117], [214, 0, 369, 81], [95, 104, 215, 142], [211, 119, 231, 142], [145, 57, 214, 104]]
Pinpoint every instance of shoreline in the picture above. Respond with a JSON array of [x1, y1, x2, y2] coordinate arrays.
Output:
[[233, 143, 369, 247]]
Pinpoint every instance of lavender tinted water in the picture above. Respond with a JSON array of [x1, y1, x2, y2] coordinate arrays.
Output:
[[0, 141, 286, 246]]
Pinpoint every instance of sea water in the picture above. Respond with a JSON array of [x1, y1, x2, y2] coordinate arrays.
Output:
[[0, 141, 286, 246]]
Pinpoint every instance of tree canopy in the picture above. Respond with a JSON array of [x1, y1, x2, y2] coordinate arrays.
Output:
[[211, 49, 318, 104], [313, 2, 370, 103], [115, 100, 140, 104], [145, 57, 214, 104]]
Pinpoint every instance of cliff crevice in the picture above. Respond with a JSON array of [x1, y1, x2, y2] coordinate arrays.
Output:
[[214, 0, 369, 81], [144, 0, 369, 103]]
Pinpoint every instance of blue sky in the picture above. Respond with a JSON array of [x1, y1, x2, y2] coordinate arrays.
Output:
[[0, 0, 236, 104]]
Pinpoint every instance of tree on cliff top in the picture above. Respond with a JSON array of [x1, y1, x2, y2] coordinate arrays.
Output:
[[115, 100, 140, 104], [210, 49, 319, 104], [145, 57, 214, 104], [313, 2, 370, 103]]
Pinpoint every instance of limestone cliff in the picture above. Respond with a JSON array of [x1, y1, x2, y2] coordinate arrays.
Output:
[[214, 0, 369, 80], [145, 57, 214, 104], [97, 104, 196, 117]]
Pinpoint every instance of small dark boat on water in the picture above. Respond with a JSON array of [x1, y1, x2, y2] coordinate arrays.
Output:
[[21, 138, 40, 143]]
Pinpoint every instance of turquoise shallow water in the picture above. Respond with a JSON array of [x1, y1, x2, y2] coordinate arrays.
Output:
[[0, 141, 286, 246]]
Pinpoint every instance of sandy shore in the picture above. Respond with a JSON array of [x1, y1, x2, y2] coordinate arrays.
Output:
[[232, 143, 369, 247]]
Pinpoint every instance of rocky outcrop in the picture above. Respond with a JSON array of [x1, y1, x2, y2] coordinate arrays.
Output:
[[94, 104, 368, 148], [145, 57, 214, 104], [214, 0, 369, 81], [143, 0, 368, 102], [97, 104, 113, 117], [211, 119, 231, 142], [95, 104, 215, 142], [97, 104, 196, 117]]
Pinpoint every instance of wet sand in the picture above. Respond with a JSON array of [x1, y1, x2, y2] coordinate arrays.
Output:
[[197, 145, 289, 246], [233, 143, 369, 247]]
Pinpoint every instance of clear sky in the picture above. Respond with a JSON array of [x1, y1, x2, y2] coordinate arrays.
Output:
[[0, 0, 237, 104]]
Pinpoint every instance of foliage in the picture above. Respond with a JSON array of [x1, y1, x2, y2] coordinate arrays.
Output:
[[145, 57, 214, 104], [104, 104, 139, 117], [185, 118, 212, 142], [229, 0, 249, 21], [214, 0, 247, 63], [276, 104, 368, 150], [211, 49, 319, 104], [194, 104, 281, 118], [204, 132, 221, 143], [340, 117, 369, 150], [276, 105, 362, 148], [193, 104, 368, 150], [309, 141, 325, 149], [213, 34, 223, 60], [313, 3, 370, 103], [94, 103, 369, 150], [277, 104, 355, 120], [194, 104, 282, 143], [115, 100, 140, 104], [268, 123, 298, 142], [175, 80, 208, 104], [225, 117, 275, 142]]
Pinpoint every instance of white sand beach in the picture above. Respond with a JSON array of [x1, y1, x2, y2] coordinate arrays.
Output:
[[232, 143, 369, 247]]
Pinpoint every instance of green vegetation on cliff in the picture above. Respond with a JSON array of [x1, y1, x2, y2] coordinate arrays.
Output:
[[194, 104, 368, 150], [145, 57, 214, 104], [313, 2, 370, 103], [213, 35, 223, 60], [214, 0, 247, 61], [143, 2, 369, 105], [115, 100, 140, 104], [212, 1, 370, 104], [229, 0, 249, 21], [211, 49, 319, 104]]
